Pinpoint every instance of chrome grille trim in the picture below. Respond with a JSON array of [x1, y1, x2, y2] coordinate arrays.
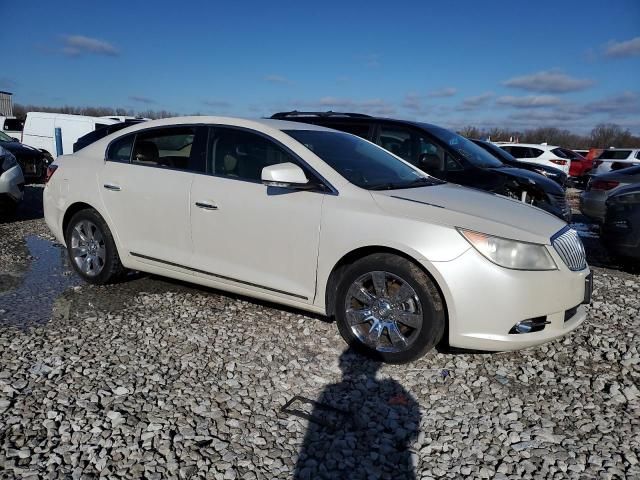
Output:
[[552, 227, 587, 271]]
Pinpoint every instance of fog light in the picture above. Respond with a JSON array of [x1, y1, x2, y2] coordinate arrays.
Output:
[[509, 316, 550, 334]]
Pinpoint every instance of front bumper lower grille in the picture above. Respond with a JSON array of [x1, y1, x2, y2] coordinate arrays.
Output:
[[552, 227, 587, 271]]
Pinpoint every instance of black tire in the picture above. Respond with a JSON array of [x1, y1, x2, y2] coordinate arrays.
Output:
[[335, 253, 446, 364], [65, 208, 125, 284]]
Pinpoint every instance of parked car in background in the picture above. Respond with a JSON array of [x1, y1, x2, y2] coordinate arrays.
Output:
[[471, 139, 568, 187], [22, 112, 119, 158], [271, 112, 571, 221], [557, 148, 593, 184], [602, 183, 640, 268], [495, 143, 571, 176], [44, 116, 591, 363], [574, 150, 589, 157], [73, 119, 146, 152], [0, 130, 51, 182], [580, 166, 640, 222], [592, 148, 640, 175], [0, 145, 24, 213], [0, 116, 24, 139]]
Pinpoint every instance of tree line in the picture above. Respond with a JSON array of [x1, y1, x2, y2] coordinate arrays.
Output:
[[457, 124, 640, 149], [11, 103, 640, 149]]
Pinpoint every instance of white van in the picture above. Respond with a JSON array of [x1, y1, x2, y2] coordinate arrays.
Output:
[[22, 113, 118, 157]]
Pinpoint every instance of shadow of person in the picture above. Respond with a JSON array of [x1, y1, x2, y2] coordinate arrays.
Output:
[[293, 347, 420, 480]]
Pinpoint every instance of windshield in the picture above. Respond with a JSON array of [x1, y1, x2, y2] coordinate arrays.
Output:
[[599, 150, 632, 160], [421, 125, 504, 168], [472, 139, 516, 162], [0, 131, 14, 142], [284, 130, 441, 190]]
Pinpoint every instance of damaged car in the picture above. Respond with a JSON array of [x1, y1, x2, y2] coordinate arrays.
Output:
[[0, 130, 52, 183]]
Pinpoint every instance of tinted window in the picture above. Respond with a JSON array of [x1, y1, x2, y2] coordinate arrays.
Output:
[[3, 119, 24, 131], [132, 127, 197, 170], [107, 135, 134, 162], [599, 150, 632, 160], [209, 127, 295, 182], [421, 125, 503, 168], [285, 130, 439, 190], [551, 148, 569, 159], [94, 123, 108, 130], [379, 127, 414, 162], [328, 123, 370, 139], [530, 148, 543, 158], [506, 146, 528, 158]]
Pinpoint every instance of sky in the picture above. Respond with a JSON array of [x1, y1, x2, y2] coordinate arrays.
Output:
[[2, 0, 640, 134]]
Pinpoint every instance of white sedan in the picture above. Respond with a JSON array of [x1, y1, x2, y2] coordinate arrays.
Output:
[[44, 117, 591, 363]]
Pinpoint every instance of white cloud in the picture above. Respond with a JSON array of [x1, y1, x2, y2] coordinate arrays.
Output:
[[427, 87, 457, 98], [129, 95, 156, 104], [457, 92, 494, 111], [604, 36, 640, 58], [61, 35, 118, 57], [503, 70, 594, 93], [496, 95, 562, 108]]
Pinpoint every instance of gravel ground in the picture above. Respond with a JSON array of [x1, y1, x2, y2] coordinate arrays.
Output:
[[0, 187, 639, 479]]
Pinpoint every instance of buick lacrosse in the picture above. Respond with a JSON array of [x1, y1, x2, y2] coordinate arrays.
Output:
[[44, 117, 591, 363]]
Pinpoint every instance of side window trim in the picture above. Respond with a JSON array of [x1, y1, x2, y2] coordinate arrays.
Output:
[[205, 124, 338, 194]]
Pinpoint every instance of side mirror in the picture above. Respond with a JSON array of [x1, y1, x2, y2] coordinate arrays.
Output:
[[261, 162, 310, 188]]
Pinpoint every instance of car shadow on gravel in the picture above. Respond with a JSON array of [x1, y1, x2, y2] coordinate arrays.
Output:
[[0, 185, 44, 224], [292, 347, 420, 479]]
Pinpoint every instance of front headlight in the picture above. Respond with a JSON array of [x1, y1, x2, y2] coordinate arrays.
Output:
[[0, 149, 17, 173], [458, 228, 557, 271]]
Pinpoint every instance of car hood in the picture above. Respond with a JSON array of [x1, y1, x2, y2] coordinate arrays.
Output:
[[0, 141, 42, 157], [371, 183, 567, 245], [496, 166, 565, 195]]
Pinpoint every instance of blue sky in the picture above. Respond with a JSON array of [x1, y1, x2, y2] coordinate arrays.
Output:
[[3, 0, 640, 133]]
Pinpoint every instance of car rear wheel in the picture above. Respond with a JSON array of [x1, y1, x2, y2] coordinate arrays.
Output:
[[65, 209, 125, 284], [335, 253, 445, 363]]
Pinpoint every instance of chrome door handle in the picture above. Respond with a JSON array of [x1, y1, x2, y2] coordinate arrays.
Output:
[[103, 184, 121, 191], [195, 201, 218, 210]]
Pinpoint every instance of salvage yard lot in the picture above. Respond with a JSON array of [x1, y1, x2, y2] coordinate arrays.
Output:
[[1, 187, 639, 479]]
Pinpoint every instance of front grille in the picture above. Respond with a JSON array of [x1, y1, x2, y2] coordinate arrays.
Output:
[[552, 227, 587, 271]]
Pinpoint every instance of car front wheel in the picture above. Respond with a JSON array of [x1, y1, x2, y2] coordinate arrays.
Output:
[[65, 208, 125, 284], [335, 253, 445, 363]]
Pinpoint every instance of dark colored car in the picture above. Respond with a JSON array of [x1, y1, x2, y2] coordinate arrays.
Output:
[[73, 119, 146, 152], [471, 139, 568, 187], [272, 111, 571, 221], [602, 183, 640, 267], [0, 130, 51, 182]]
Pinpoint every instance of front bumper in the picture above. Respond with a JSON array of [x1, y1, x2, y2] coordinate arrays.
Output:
[[0, 165, 25, 203], [432, 247, 590, 351]]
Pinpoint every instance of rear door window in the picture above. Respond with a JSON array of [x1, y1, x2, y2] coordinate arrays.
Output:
[[132, 126, 201, 171]]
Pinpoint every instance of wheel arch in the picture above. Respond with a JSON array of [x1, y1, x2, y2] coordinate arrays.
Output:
[[323, 245, 450, 326], [62, 201, 95, 237]]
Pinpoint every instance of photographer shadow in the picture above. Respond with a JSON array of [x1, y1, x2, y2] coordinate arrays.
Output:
[[293, 347, 420, 480]]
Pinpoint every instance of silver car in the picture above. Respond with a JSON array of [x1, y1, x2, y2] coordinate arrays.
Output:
[[580, 166, 640, 222], [0, 145, 24, 213]]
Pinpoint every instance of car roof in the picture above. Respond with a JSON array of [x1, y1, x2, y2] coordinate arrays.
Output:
[[109, 116, 336, 133], [494, 143, 559, 148]]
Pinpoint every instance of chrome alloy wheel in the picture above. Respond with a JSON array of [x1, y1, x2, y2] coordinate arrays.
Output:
[[70, 220, 106, 277], [344, 271, 423, 353]]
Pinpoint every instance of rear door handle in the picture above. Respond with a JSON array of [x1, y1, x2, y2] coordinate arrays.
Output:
[[195, 201, 218, 210], [103, 184, 121, 191]]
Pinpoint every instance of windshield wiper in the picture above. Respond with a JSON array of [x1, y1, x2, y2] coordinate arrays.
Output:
[[368, 177, 439, 190]]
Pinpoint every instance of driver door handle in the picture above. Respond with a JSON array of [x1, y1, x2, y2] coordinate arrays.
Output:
[[195, 201, 218, 211], [103, 184, 121, 191]]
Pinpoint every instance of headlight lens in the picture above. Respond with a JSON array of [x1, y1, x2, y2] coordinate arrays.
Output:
[[0, 149, 17, 173], [458, 228, 557, 271]]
